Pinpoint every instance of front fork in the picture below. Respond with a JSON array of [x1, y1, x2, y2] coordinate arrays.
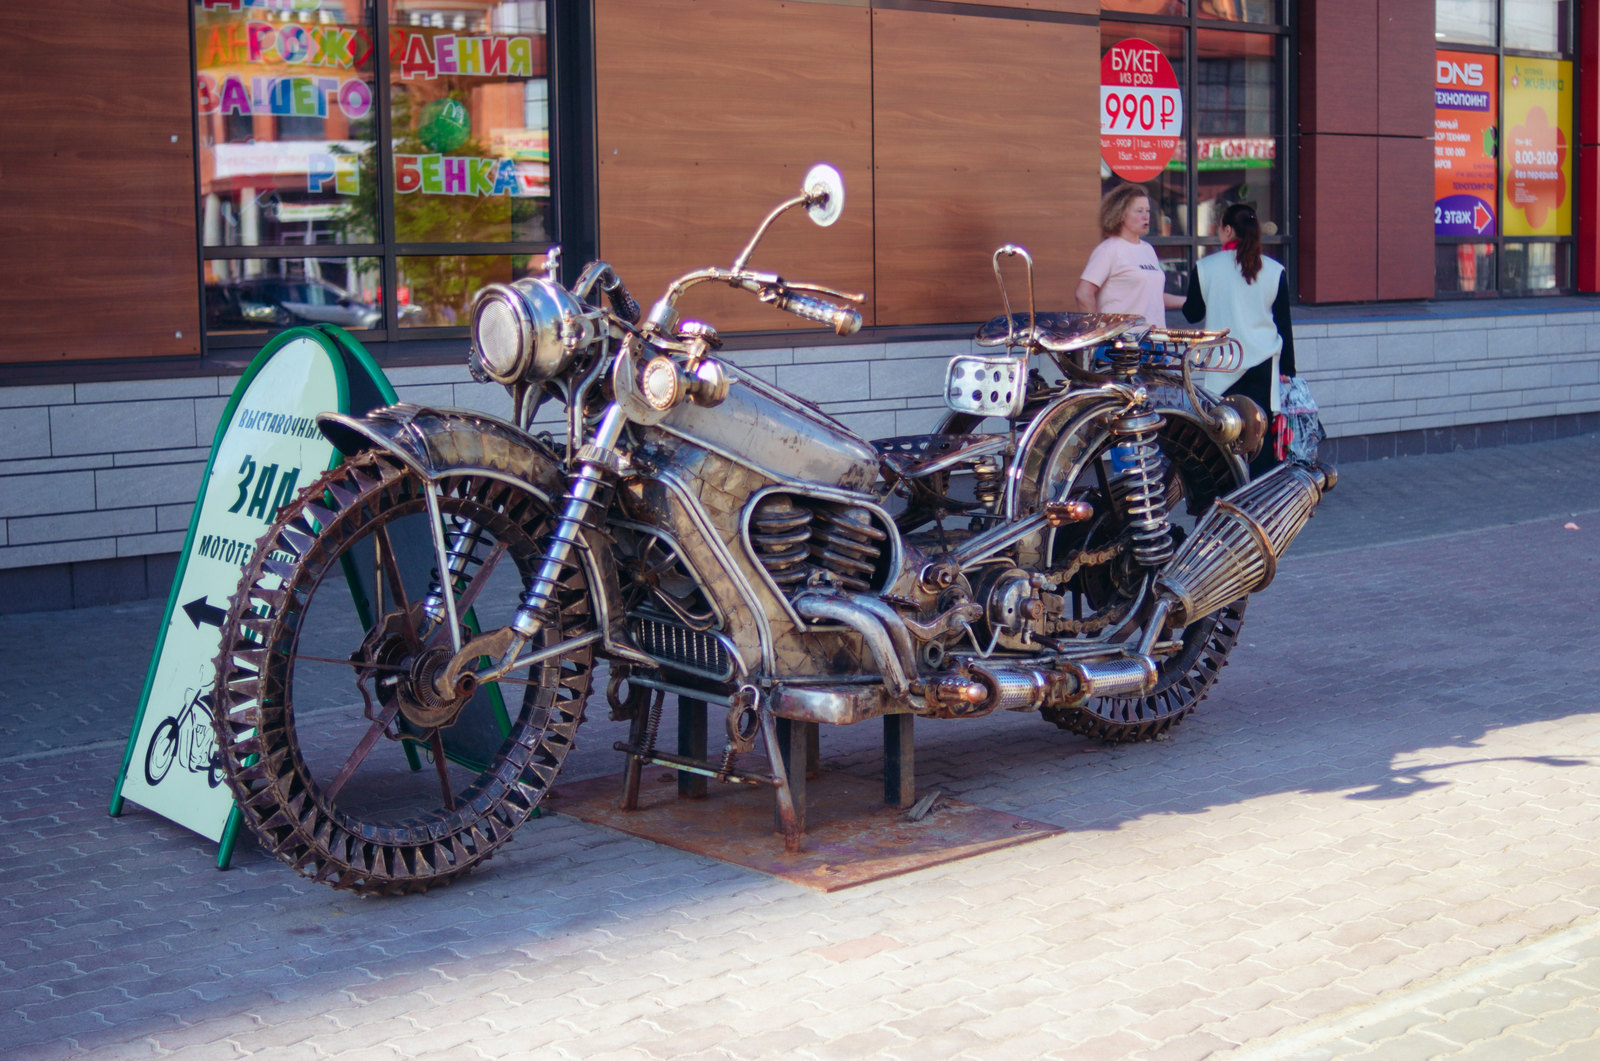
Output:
[[430, 404, 628, 699], [513, 403, 628, 638]]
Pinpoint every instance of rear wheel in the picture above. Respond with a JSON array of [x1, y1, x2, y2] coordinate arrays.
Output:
[[212, 453, 594, 894], [1023, 416, 1247, 742]]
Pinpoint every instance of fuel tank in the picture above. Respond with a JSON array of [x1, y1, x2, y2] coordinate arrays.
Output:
[[658, 366, 879, 491]]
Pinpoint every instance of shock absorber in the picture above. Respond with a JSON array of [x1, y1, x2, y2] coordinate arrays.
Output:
[[511, 407, 626, 639], [421, 517, 487, 627], [1110, 407, 1173, 567], [972, 456, 1004, 512]]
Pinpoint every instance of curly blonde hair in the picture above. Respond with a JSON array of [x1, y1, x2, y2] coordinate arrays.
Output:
[[1098, 184, 1150, 239]]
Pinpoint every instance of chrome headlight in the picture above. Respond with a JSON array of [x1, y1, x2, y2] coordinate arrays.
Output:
[[469, 278, 591, 384]]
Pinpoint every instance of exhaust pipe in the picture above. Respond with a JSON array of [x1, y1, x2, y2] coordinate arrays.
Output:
[[924, 654, 1160, 718], [798, 461, 1331, 720], [1156, 460, 1335, 626]]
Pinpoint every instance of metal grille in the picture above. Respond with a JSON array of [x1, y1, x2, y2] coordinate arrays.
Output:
[[629, 615, 735, 681], [1156, 462, 1326, 625]]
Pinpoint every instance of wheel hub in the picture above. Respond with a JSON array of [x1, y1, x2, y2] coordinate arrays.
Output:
[[354, 608, 476, 731]]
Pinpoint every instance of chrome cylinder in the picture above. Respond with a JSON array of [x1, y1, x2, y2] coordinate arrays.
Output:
[[968, 662, 1049, 713], [937, 653, 1159, 718], [512, 406, 626, 637], [1060, 656, 1157, 700], [421, 518, 486, 626]]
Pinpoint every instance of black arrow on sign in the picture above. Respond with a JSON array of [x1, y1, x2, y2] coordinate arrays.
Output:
[[183, 596, 228, 630]]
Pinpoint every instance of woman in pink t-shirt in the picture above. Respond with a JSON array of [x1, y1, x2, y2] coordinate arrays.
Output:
[[1075, 185, 1184, 325]]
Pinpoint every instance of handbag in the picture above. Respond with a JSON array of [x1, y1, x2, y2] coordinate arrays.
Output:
[[1275, 376, 1325, 462]]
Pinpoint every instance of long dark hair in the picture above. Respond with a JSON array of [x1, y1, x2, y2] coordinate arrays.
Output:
[[1222, 203, 1263, 283]]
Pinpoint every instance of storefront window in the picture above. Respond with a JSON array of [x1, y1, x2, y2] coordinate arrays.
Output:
[[205, 256, 385, 334], [195, 2, 381, 249], [1435, 242, 1497, 292], [193, 0, 555, 348], [1101, 0, 1281, 24], [1100, 22, 1188, 239], [1100, 8, 1286, 299], [1504, 0, 1570, 52], [1193, 30, 1280, 238], [1437, 0, 1498, 45], [396, 253, 548, 327], [1434, 0, 1572, 296]]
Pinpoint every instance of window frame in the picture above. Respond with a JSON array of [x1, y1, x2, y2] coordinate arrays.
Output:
[[1433, 0, 1577, 298], [189, 1, 596, 363], [1097, 2, 1294, 302]]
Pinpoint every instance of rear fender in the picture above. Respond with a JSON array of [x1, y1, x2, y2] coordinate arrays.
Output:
[[317, 403, 650, 666], [1005, 391, 1248, 519]]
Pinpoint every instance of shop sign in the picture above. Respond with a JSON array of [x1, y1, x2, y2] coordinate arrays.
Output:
[[111, 327, 396, 863], [1502, 58, 1572, 236], [1100, 39, 1182, 183], [1435, 51, 1499, 237]]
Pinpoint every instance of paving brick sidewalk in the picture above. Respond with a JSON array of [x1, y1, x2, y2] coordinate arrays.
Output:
[[3, 433, 1600, 1060]]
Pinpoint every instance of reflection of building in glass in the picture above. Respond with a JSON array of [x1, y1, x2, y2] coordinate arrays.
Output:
[[195, 1, 553, 333]]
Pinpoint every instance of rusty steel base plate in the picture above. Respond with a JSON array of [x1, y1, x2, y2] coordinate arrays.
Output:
[[546, 768, 1062, 892]]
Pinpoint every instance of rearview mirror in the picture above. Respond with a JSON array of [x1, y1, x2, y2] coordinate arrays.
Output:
[[803, 163, 844, 228]]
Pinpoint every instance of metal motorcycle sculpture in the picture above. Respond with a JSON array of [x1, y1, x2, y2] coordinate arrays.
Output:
[[211, 165, 1334, 894]]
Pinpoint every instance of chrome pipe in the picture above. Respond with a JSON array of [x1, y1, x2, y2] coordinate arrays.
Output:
[[793, 591, 911, 697]]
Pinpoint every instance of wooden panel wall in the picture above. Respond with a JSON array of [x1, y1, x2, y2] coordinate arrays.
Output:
[[593, 0, 1100, 330], [0, 2, 199, 364], [872, 7, 1101, 324], [1297, 0, 1434, 303], [593, 0, 874, 333]]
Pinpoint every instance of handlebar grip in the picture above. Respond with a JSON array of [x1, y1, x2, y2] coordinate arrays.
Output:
[[774, 292, 862, 336], [605, 278, 641, 325]]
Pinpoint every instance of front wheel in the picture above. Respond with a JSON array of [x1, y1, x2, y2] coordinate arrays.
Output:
[[211, 453, 595, 894]]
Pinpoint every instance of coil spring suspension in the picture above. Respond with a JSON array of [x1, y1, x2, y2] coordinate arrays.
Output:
[[1110, 408, 1173, 566], [421, 517, 488, 626], [811, 505, 886, 592], [751, 496, 813, 590], [973, 456, 1004, 511]]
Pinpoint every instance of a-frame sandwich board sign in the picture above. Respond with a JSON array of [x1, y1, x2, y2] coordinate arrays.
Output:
[[110, 325, 397, 868]]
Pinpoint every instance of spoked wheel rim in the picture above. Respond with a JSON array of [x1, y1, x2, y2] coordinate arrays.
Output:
[[211, 454, 594, 894]]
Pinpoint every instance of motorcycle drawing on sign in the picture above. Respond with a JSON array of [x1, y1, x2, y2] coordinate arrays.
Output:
[[145, 686, 225, 789], [211, 165, 1334, 894]]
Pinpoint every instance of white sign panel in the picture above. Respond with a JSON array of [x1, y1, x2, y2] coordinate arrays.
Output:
[[116, 333, 348, 841]]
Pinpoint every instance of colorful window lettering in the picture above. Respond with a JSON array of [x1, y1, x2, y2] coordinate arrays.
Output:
[[194, 1, 553, 341], [1434, 0, 1572, 295]]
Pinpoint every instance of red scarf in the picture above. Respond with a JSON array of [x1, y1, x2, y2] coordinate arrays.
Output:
[[1222, 240, 1239, 250]]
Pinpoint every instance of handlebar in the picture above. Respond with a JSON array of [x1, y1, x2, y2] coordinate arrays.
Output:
[[605, 278, 641, 326], [572, 260, 641, 326], [763, 289, 862, 336]]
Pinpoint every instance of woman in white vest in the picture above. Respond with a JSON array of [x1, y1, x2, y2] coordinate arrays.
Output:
[[1181, 202, 1297, 477]]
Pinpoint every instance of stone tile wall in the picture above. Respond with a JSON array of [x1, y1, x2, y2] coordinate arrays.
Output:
[[4, 305, 1599, 609]]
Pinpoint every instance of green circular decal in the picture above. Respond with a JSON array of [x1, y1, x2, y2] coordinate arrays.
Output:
[[418, 97, 471, 153]]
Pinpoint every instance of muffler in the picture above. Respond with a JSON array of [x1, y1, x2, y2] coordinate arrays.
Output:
[[1156, 460, 1335, 626], [924, 654, 1160, 718]]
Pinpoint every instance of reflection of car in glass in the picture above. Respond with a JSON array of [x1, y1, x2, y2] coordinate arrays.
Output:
[[206, 278, 382, 330]]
